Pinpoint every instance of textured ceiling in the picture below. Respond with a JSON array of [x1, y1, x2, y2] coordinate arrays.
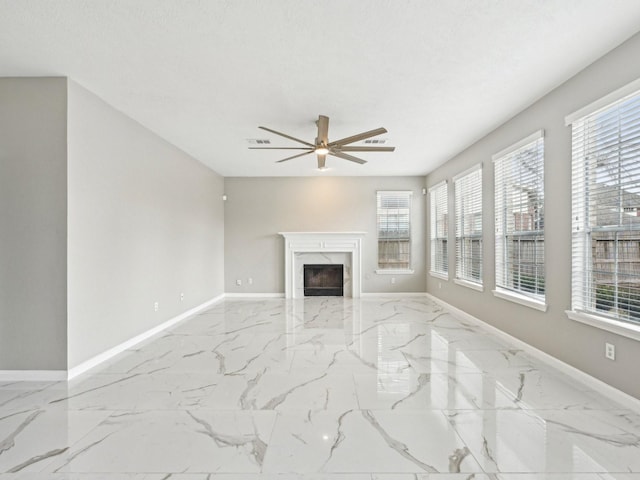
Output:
[[2, 1, 640, 176]]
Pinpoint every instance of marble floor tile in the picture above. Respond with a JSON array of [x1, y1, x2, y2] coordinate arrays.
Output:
[[0, 474, 166, 480], [353, 373, 518, 410], [472, 367, 624, 411], [598, 475, 640, 480], [0, 409, 112, 473], [1, 296, 639, 478], [169, 475, 373, 480], [403, 348, 537, 376], [447, 408, 640, 473], [263, 409, 482, 474], [494, 475, 604, 480], [289, 342, 413, 375], [46, 410, 277, 474], [241, 372, 359, 412], [372, 475, 496, 480], [0, 383, 64, 414]]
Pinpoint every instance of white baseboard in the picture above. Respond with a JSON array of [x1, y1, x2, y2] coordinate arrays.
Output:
[[361, 292, 428, 298], [67, 293, 225, 380], [426, 293, 640, 411], [0, 370, 67, 382], [224, 293, 285, 298]]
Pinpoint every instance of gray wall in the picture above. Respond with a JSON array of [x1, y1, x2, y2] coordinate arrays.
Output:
[[67, 81, 224, 368], [426, 31, 640, 399], [224, 176, 425, 294], [0, 78, 68, 370]]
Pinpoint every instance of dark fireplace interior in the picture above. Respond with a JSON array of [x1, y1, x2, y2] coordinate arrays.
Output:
[[303, 264, 344, 296]]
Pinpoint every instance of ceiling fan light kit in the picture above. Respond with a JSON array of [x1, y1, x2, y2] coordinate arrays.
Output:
[[249, 115, 395, 169]]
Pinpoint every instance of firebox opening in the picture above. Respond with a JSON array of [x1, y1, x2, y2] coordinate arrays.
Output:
[[303, 264, 344, 296]]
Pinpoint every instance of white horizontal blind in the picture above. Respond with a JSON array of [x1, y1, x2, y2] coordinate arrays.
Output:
[[377, 191, 412, 270], [494, 133, 545, 299], [570, 89, 640, 324], [454, 167, 482, 284], [429, 182, 448, 276]]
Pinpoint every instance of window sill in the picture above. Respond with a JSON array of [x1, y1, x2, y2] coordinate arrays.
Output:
[[493, 288, 547, 312], [429, 271, 449, 280], [566, 310, 640, 342], [376, 269, 414, 275], [454, 278, 483, 292]]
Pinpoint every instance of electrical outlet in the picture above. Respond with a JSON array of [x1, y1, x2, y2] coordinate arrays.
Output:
[[248, 277, 253, 285], [236, 279, 242, 286], [154, 301, 159, 312], [605, 342, 616, 361], [391, 277, 396, 284]]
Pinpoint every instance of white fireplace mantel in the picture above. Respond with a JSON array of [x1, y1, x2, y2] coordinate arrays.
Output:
[[279, 232, 366, 299]]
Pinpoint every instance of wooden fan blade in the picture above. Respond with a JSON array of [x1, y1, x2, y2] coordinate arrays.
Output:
[[328, 127, 387, 147], [259, 126, 314, 147], [316, 115, 329, 145], [339, 146, 395, 152], [317, 153, 327, 169], [330, 151, 367, 164], [276, 151, 314, 163]]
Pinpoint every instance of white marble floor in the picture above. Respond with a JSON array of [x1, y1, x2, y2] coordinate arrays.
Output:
[[1, 296, 640, 480]]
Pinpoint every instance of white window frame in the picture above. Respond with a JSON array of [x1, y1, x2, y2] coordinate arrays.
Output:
[[454, 164, 483, 291], [565, 78, 640, 341], [492, 130, 547, 312], [376, 190, 414, 274], [429, 181, 449, 279]]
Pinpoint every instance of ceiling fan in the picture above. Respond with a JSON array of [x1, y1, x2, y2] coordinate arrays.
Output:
[[249, 115, 395, 169]]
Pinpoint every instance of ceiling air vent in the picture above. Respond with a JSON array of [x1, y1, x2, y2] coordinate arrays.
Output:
[[364, 138, 386, 144], [247, 139, 271, 145]]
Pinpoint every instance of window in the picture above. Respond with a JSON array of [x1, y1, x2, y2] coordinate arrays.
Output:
[[493, 131, 545, 305], [568, 84, 640, 327], [377, 191, 412, 271], [429, 181, 448, 277], [454, 166, 483, 288]]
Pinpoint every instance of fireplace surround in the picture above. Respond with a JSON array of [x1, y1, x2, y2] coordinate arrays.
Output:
[[279, 232, 365, 299]]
